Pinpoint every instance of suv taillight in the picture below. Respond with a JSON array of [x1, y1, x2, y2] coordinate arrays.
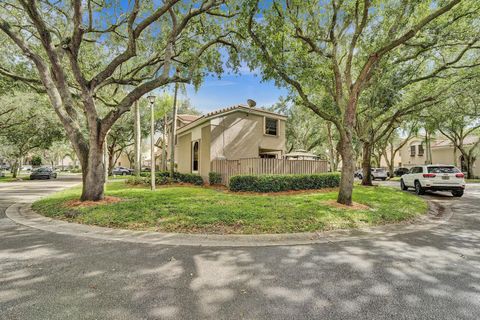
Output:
[[423, 173, 436, 178], [455, 173, 465, 178]]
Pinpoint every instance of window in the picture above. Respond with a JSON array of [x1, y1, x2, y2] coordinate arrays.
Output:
[[192, 141, 199, 172], [410, 145, 416, 157], [418, 144, 424, 156], [410, 167, 420, 174], [265, 117, 278, 136], [260, 153, 276, 159], [428, 166, 459, 174]]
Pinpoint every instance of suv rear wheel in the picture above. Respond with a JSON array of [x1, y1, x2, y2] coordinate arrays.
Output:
[[452, 190, 464, 197], [415, 181, 425, 195], [400, 179, 408, 191]]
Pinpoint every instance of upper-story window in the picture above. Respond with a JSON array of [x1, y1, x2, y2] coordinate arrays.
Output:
[[410, 145, 416, 157], [265, 117, 278, 136], [418, 144, 424, 156]]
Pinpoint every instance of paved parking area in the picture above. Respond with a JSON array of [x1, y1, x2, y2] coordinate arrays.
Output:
[[1, 177, 479, 319]]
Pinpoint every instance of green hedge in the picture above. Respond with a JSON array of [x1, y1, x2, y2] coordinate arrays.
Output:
[[135, 171, 204, 186], [209, 172, 222, 185], [229, 173, 341, 192]]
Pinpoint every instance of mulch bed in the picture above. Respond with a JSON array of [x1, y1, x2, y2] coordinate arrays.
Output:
[[65, 196, 122, 208]]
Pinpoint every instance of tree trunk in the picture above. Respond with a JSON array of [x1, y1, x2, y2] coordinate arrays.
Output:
[[170, 83, 179, 177], [326, 122, 336, 172], [162, 115, 168, 171], [361, 141, 373, 186], [466, 155, 475, 179], [80, 143, 106, 201], [133, 101, 141, 176], [107, 148, 115, 175], [12, 160, 19, 178], [337, 131, 355, 205], [453, 145, 458, 167]]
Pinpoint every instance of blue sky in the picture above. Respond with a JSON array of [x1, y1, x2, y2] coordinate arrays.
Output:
[[184, 72, 288, 113]]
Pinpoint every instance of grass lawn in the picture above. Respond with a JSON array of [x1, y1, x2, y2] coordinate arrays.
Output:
[[32, 182, 427, 234], [466, 179, 480, 183], [0, 173, 30, 182]]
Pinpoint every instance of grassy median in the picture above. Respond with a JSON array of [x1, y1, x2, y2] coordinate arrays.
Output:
[[32, 182, 427, 234]]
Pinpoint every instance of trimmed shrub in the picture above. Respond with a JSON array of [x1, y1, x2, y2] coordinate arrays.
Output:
[[209, 172, 222, 185], [177, 173, 204, 185], [125, 176, 149, 186], [229, 173, 341, 193], [140, 171, 204, 186]]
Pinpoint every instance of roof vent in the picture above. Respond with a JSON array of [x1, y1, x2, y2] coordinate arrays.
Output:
[[247, 99, 256, 108]]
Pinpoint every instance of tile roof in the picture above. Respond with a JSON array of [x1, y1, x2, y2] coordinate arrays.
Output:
[[177, 104, 287, 133], [177, 114, 201, 123], [432, 135, 479, 148]]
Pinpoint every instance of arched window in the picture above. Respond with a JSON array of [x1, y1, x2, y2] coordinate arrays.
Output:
[[192, 141, 199, 172]]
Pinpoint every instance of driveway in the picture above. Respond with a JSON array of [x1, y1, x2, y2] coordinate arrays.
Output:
[[1, 177, 479, 320]]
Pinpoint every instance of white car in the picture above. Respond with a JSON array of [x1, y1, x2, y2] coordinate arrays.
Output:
[[355, 168, 388, 180], [400, 165, 465, 197]]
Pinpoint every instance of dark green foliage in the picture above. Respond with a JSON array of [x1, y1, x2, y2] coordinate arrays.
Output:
[[31, 155, 42, 166], [137, 171, 204, 186], [229, 173, 341, 192], [125, 176, 150, 186], [209, 172, 222, 185]]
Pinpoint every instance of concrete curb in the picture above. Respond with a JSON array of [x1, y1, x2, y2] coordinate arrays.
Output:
[[6, 199, 452, 247]]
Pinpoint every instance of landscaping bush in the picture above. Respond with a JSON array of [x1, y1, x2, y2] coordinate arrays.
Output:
[[139, 171, 204, 186], [177, 173, 204, 185], [229, 173, 341, 192], [125, 176, 149, 186], [209, 172, 222, 185]]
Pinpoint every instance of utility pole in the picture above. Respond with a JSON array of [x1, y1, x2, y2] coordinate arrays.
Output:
[[147, 95, 156, 191], [133, 100, 141, 176], [170, 83, 179, 178]]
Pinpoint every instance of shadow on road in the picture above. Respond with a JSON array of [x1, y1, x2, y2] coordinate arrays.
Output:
[[0, 179, 479, 319]]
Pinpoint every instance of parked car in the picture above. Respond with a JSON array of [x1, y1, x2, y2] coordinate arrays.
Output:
[[0, 164, 10, 171], [354, 168, 388, 181], [21, 165, 33, 171], [400, 165, 465, 197], [394, 167, 410, 177], [30, 167, 57, 180], [112, 166, 133, 175], [354, 169, 363, 179]]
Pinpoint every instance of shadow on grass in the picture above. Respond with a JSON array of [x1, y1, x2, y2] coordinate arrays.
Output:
[[1, 185, 480, 319]]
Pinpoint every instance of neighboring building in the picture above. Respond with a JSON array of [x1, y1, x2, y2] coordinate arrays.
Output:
[[284, 150, 321, 160], [399, 135, 480, 177], [170, 105, 287, 180]]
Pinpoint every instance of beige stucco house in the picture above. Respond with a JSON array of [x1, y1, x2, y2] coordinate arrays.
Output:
[[170, 105, 287, 180], [399, 135, 480, 177]]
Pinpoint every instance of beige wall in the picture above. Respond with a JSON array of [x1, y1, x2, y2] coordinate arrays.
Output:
[[399, 137, 480, 177], [399, 138, 426, 167], [199, 125, 211, 179], [174, 110, 287, 179], [379, 145, 402, 168], [210, 111, 286, 160], [176, 133, 192, 174], [115, 153, 132, 168]]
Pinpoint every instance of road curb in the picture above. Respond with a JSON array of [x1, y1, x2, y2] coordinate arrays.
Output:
[[6, 198, 453, 247]]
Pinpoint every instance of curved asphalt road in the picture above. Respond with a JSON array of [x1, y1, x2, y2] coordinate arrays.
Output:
[[1, 176, 479, 320]]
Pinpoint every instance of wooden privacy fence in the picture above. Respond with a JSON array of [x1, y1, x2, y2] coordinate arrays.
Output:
[[211, 158, 329, 185]]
